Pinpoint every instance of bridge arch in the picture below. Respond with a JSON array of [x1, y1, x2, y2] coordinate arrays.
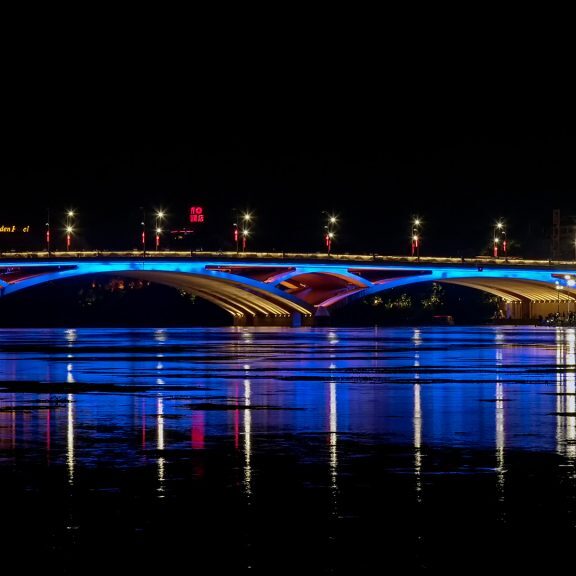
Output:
[[0, 262, 314, 325], [1, 258, 575, 323], [327, 272, 576, 320]]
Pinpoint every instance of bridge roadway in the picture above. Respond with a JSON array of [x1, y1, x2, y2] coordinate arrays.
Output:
[[1, 251, 575, 325]]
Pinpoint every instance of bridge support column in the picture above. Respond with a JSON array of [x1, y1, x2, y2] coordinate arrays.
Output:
[[518, 297, 532, 321]]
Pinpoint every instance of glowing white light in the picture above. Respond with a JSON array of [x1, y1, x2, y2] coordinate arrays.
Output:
[[157, 396, 165, 495], [556, 330, 575, 461], [244, 379, 252, 497], [414, 382, 422, 502], [65, 329, 77, 344], [329, 381, 338, 492], [67, 394, 74, 485]]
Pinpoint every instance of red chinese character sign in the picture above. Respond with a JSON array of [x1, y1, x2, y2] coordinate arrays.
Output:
[[190, 206, 205, 224]]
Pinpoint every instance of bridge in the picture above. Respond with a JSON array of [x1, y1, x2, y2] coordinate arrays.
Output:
[[1, 252, 575, 325]]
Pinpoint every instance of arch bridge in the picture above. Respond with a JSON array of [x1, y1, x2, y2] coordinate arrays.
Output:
[[0, 253, 575, 325]]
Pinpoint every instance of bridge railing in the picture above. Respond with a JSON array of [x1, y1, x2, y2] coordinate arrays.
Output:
[[0, 250, 575, 267]]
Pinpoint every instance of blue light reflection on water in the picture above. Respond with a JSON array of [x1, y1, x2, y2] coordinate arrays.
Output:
[[0, 326, 574, 460]]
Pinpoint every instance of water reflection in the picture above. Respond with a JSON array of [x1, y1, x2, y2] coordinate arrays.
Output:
[[413, 352, 422, 502], [67, 393, 74, 486], [495, 346, 506, 517], [64, 328, 77, 345], [154, 329, 167, 343], [0, 326, 575, 571], [157, 395, 165, 496], [329, 380, 338, 493], [556, 328, 576, 461], [243, 378, 252, 498]]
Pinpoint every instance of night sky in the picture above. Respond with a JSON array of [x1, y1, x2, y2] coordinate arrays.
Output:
[[3, 80, 574, 258]]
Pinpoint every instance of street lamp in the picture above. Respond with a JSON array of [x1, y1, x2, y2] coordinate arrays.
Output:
[[232, 209, 239, 254], [242, 212, 252, 252], [325, 231, 335, 254], [323, 213, 338, 255], [45, 208, 51, 256], [155, 210, 165, 251], [233, 211, 252, 254], [555, 281, 563, 315], [65, 210, 75, 251], [140, 207, 146, 256], [411, 218, 421, 261], [494, 221, 506, 259]]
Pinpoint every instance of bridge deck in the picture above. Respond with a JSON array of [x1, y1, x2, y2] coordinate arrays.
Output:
[[1, 250, 575, 269]]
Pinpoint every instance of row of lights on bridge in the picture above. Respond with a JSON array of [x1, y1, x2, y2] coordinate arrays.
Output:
[[44, 210, 575, 260], [43, 210, 504, 258]]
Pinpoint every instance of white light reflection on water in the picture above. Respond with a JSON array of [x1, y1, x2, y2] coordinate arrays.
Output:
[[556, 329, 576, 462], [154, 329, 167, 343], [495, 345, 506, 516], [243, 379, 252, 498], [64, 329, 77, 345], [157, 395, 165, 496], [329, 380, 338, 493], [414, 357, 422, 502], [413, 328, 422, 501], [67, 393, 74, 486]]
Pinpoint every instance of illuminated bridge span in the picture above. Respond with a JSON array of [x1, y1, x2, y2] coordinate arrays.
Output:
[[0, 253, 575, 325]]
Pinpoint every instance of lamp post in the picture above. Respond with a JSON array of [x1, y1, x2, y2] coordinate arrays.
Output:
[[140, 207, 146, 256], [45, 208, 51, 256], [242, 212, 252, 252], [494, 221, 506, 259], [232, 209, 239, 254], [566, 276, 575, 316], [323, 213, 337, 255], [411, 218, 421, 261], [65, 210, 75, 251], [233, 211, 252, 254], [555, 281, 563, 315], [155, 210, 165, 251]]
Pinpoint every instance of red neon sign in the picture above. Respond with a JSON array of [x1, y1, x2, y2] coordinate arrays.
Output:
[[190, 206, 205, 224]]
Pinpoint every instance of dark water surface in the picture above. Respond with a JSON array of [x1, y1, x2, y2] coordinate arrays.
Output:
[[1, 326, 575, 572]]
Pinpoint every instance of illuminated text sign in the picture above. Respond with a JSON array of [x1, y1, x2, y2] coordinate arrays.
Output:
[[0, 225, 30, 233], [190, 206, 205, 223]]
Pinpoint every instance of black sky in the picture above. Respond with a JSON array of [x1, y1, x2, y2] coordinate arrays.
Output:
[[2, 51, 574, 257]]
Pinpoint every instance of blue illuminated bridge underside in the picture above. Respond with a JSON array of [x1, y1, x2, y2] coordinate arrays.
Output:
[[0, 254, 575, 325]]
